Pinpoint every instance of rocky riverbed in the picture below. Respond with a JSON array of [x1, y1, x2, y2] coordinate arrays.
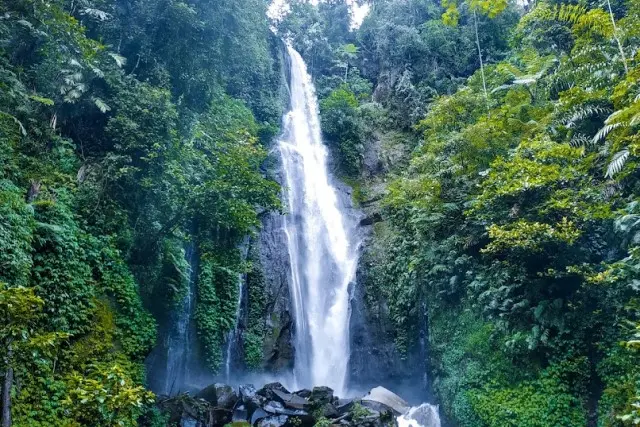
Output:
[[156, 382, 437, 427]]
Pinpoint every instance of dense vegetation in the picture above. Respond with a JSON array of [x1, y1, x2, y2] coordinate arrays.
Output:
[[2, 0, 640, 425], [0, 0, 282, 425], [279, 0, 640, 425]]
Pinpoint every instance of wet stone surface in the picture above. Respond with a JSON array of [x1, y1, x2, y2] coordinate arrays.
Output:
[[158, 383, 403, 427]]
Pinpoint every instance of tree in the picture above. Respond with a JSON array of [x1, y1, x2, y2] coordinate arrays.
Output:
[[442, 0, 510, 112]]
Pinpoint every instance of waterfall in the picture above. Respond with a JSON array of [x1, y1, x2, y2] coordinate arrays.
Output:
[[397, 404, 442, 427], [279, 45, 359, 396], [224, 273, 244, 382], [161, 243, 198, 395]]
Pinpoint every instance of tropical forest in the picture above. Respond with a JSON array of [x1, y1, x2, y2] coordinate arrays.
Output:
[[1, 0, 640, 426]]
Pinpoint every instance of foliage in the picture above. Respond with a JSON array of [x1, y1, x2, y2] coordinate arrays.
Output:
[[320, 85, 364, 176], [0, 0, 284, 423], [62, 363, 154, 426], [345, 0, 640, 425], [243, 261, 268, 370]]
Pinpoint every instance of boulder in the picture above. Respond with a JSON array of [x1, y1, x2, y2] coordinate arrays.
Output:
[[294, 389, 312, 399], [257, 415, 289, 427], [196, 383, 239, 410], [336, 398, 357, 415], [272, 389, 309, 410], [240, 384, 258, 400], [257, 383, 291, 401], [241, 384, 267, 418], [361, 386, 410, 415], [264, 400, 311, 419], [251, 408, 269, 425], [233, 404, 249, 422], [309, 386, 334, 405], [318, 402, 339, 419], [209, 408, 233, 426]]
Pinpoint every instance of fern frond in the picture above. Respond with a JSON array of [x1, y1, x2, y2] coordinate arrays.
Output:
[[564, 105, 611, 128], [592, 122, 623, 144], [0, 111, 26, 135], [80, 8, 111, 21], [108, 53, 127, 68], [570, 134, 591, 147], [92, 97, 111, 113], [606, 149, 630, 178], [555, 4, 588, 23], [605, 109, 625, 124]]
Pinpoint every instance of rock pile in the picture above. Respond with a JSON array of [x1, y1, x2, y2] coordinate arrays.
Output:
[[157, 383, 408, 427]]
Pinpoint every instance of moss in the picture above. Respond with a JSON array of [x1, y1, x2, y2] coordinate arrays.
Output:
[[195, 253, 242, 372], [243, 260, 268, 369], [340, 176, 365, 206]]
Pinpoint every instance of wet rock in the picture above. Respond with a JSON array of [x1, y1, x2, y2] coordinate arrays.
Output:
[[196, 383, 238, 410], [257, 382, 290, 401], [336, 398, 357, 415], [180, 416, 198, 427], [264, 401, 298, 416], [161, 382, 415, 427], [362, 387, 409, 415], [209, 408, 233, 426], [240, 384, 258, 401], [252, 212, 295, 372], [241, 384, 267, 418], [359, 213, 382, 226], [309, 386, 334, 405], [272, 388, 309, 410], [257, 415, 289, 427], [233, 404, 249, 422], [294, 389, 312, 399], [318, 402, 339, 419], [251, 408, 269, 425]]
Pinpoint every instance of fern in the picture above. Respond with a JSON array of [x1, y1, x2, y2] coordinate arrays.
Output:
[[0, 110, 26, 135], [555, 4, 588, 24], [80, 8, 111, 21], [564, 105, 611, 128], [569, 133, 591, 147], [592, 122, 622, 144], [605, 148, 629, 178], [108, 53, 127, 68], [92, 97, 111, 113]]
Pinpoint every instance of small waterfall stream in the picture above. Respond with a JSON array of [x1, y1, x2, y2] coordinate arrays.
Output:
[[278, 45, 359, 396], [160, 243, 198, 395], [224, 273, 244, 382]]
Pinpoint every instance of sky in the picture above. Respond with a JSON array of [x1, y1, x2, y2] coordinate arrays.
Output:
[[268, 0, 371, 29]]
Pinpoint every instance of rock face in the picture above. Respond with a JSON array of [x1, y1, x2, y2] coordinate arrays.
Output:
[[239, 210, 295, 373], [348, 129, 433, 398], [158, 383, 402, 427]]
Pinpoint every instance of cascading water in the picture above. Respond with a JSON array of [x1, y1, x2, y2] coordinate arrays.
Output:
[[278, 45, 359, 396], [397, 404, 442, 427], [149, 243, 198, 395], [224, 273, 244, 382]]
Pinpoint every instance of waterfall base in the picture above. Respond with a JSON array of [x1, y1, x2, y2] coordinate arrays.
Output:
[[157, 382, 440, 427]]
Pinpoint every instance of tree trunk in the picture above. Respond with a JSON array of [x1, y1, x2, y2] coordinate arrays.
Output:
[[1, 346, 12, 427], [606, 0, 628, 75], [474, 10, 490, 114]]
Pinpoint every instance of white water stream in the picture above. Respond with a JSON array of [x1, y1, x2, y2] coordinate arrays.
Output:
[[278, 45, 359, 396]]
